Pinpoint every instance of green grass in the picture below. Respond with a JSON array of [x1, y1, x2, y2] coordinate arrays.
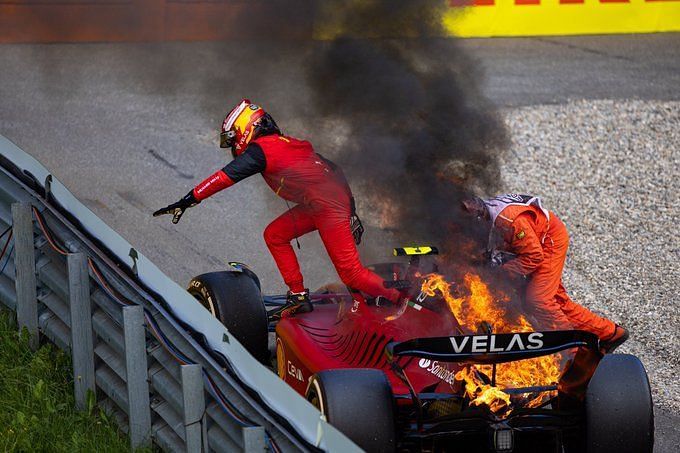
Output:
[[0, 310, 130, 452]]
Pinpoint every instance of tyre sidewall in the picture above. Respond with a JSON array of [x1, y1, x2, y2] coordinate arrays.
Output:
[[307, 369, 396, 453], [188, 277, 221, 319], [585, 354, 654, 453], [188, 271, 269, 363]]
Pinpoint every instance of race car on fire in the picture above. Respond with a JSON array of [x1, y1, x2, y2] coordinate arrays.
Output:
[[187, 247, 654, 453]]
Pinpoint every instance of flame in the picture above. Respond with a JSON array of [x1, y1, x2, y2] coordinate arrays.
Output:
[[457, 367, 511, 414], [421, 272, 562, 416]]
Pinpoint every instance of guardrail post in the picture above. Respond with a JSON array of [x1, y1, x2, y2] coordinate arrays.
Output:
[[123, 305, 151, 449], [243, 426, 266, 452], [181, 364, 206, 452], [12, 202, 38, 350], [68, 252, 95, 411]]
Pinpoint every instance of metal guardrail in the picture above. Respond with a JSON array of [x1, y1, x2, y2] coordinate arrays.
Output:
[[0, 135, 360, 453]]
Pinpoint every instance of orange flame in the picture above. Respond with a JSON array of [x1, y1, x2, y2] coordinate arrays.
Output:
[[421, 272, 561, 416]]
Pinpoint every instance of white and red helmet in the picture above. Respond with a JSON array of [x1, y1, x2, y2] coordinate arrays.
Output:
[[220, 99, 269, 157]]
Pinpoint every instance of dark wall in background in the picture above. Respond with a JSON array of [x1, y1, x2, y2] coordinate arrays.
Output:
[[0, 0, 313, 43]]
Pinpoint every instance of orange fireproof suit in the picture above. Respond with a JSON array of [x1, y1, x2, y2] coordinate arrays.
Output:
[[492, 203, 615, 341]]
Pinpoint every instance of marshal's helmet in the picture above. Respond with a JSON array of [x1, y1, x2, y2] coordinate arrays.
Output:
[[461, 196, 490, 220], [220, 99, 280, 158]]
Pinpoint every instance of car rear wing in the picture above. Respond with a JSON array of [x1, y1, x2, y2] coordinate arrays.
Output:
[[385, 330, 600, 365]]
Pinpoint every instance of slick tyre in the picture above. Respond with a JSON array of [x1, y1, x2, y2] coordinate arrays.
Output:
[[188, 271, 268, 364], [585, 354, 654, 453], [306, 369, 396, 452]]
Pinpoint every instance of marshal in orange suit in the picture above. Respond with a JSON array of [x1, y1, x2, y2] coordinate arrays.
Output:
[[463, 194, 628, 353]]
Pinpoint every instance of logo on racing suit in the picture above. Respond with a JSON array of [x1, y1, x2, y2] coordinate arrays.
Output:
[[351, 300, 361, 313], [505, 193, 524, 202]]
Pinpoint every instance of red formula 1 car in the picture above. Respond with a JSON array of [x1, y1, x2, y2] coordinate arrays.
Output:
[[188, 247, 654, 453]]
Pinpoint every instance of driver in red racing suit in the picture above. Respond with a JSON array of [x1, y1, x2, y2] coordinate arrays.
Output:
[[154, 99, 400, 314]]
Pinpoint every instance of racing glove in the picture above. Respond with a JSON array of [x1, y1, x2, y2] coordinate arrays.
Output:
[[350, 214, 364, 245], [153, 191, 200, 224], [349, 197, 364, 245]]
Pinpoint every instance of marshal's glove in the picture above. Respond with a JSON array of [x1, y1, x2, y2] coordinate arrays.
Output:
[[486, 249, 518, 267], [153, 191, 199, 224]]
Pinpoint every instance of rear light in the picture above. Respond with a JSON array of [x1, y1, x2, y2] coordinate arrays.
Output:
[[492, 427, 514, 452]]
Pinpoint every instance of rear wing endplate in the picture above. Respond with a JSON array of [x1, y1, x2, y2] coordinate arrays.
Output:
[[393, 246, 439, 256]]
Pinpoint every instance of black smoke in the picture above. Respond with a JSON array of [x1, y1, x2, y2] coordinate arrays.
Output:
[[13, 0, 508, 263], [305, 1, 508, 257]]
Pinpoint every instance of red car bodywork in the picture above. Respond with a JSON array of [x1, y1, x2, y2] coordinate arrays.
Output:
[[275, 294, 466, 398]]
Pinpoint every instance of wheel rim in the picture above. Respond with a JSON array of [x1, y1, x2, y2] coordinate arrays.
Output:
[[192, 293, 216, 317], [308, 379, 326, 418], [276, 339, 286, 380]]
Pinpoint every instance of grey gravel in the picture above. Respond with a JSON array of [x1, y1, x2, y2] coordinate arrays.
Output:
[[501, 99, 680, 414]]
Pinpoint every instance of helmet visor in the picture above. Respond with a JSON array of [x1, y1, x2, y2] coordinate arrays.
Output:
[[220, 130, 236, 149]]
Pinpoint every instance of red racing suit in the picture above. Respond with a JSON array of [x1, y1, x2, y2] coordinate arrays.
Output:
[[485, 195, 616, 341], [193, 134, 400, 301]]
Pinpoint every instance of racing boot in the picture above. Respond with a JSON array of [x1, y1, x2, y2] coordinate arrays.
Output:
[[269, 289, 313, 321], [600, 324, 629, 354], [285, 289, 313, 315]]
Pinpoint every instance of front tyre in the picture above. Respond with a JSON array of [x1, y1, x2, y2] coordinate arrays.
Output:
[[188, 271, 269, 364], [306, 369, 396, 452], [585, 354, 654, 453]]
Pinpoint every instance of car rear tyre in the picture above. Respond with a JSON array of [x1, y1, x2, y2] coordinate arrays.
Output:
[[306, 369, 396, 452], [188, 271, 269, 364], [585, 354, 654, 453]]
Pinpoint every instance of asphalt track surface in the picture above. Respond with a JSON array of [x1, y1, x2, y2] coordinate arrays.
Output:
[[1, 33, 678, 451]]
